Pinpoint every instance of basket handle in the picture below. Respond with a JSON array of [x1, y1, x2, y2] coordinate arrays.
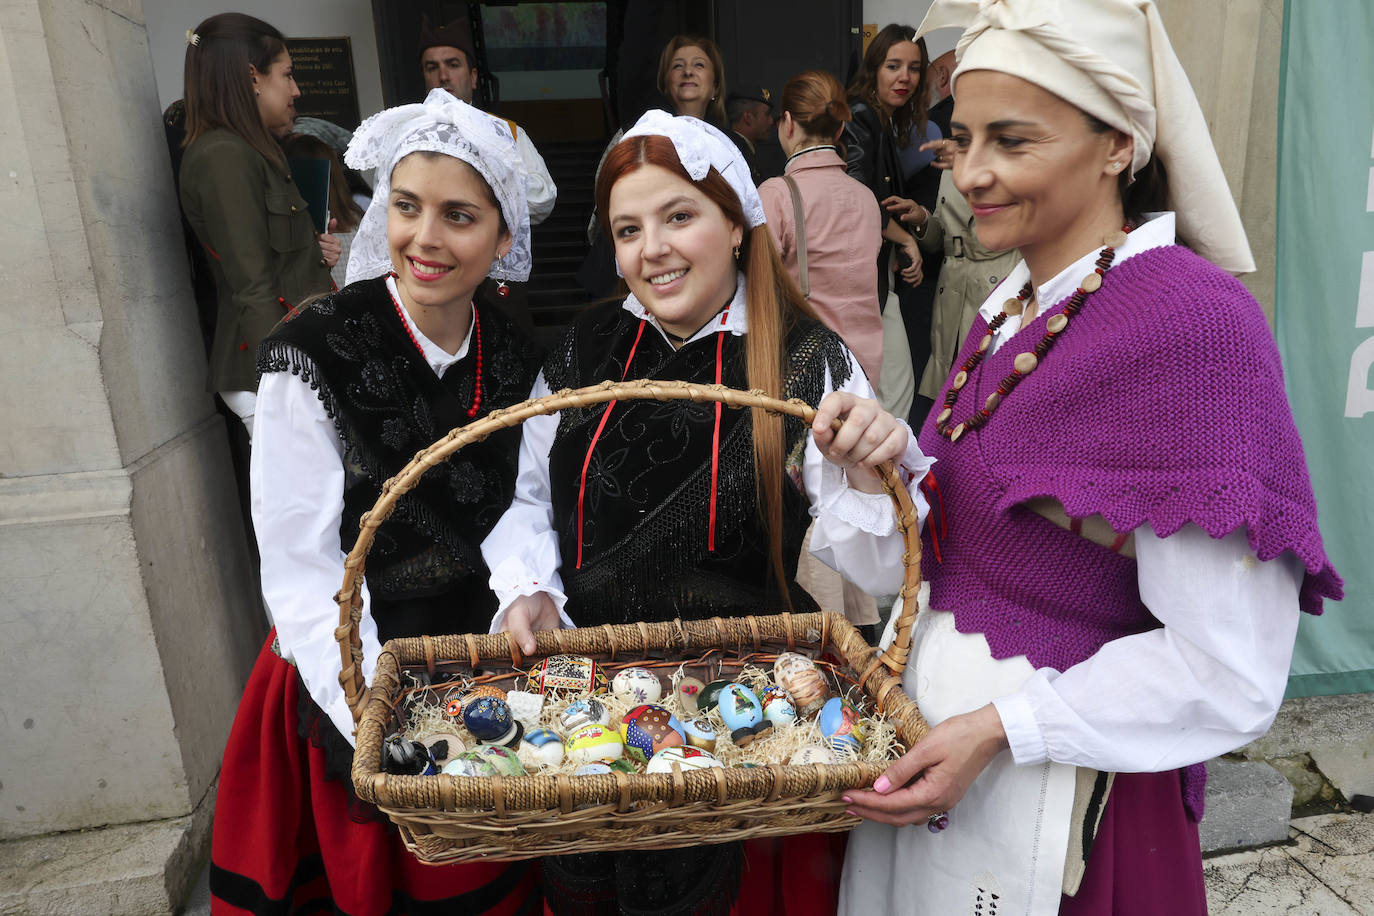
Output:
[[335, 378, 923, 723]]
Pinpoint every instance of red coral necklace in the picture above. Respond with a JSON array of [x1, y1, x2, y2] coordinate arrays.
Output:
[[388, 281, 484, 418]]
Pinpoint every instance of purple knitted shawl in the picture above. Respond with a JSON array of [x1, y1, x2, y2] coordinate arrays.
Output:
[[918, 245, 1343, 818]]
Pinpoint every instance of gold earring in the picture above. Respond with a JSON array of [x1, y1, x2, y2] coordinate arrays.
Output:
[[733, 245, 740, 260]]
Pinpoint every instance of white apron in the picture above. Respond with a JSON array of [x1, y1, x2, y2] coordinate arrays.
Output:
[[839, 587, 1077, 915]]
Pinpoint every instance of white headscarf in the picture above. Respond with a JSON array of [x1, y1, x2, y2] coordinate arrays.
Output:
[[918, 0, 1255, 273], [343, 89, 532, 286]]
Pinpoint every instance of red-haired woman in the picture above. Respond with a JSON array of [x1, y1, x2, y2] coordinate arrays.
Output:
[[482, 110, 933, 915]]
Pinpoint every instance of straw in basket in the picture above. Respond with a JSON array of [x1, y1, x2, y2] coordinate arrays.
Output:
[[336, 379, 928, 864]]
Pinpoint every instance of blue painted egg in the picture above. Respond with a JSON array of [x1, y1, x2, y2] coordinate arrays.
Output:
[[718, 683, 771, 746], [463, 696, 522, 747], [520, 727, 565, 768], [818, 697, 865, 755], [681, 716, 717, 752]]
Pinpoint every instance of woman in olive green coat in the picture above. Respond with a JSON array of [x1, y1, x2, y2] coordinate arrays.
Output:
[[179, 13, 337, 433]]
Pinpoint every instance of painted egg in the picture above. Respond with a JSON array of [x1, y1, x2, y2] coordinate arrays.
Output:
[[469, 744, 525, 777], [519, 727, 565, 768], [574, 763, 613, 776], [620, 704, 686, 762], [760, 686, 798, 728], [420, 731, 467, 766], [818, 697, 865, 755], [718, 683, 772, 746], [608, 758, 638, 774], [681, 716, 717, 752], [463, 696, 523, 747], [442, 754, 498, 778], [645, 746, 725, 774], [566, 723, 625, 765], [673, 674, 707, 716], [558, 697, 611, 734], [382, 735, 438, 775], [789, 745, 839, 766], [531, 654, 607, 695], [774, 653, 832, 717], [696, 679, 733, 713], [612, 667, 664, 706], [505, 690, 545, 730]]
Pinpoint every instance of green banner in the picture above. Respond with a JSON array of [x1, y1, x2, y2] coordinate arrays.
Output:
[[1277, 2, 1374, 697]]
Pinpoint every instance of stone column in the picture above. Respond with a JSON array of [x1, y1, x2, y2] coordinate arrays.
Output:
[[0, 1, 263, 911]]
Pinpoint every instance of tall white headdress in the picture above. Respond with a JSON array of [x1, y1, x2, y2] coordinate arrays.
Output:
[[919, 0, 1254, 273]]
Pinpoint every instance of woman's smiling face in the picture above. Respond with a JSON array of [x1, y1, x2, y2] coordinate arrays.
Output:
[[607, 163, 742, 339], [387, 153, 511, 312], [949, 70, 1130, 274]]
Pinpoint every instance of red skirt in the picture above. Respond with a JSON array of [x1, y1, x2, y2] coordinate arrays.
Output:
[[210, 635, 541, 916], [1059, 769, 1207, 915]]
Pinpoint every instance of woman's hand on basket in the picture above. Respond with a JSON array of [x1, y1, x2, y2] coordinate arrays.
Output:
[[841, 704, 1008, 827], [502, 591, 562, 655], [812, 392, 908, 494]]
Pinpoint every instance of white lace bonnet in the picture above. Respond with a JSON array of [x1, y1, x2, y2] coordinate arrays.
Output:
[[343, 89, 532, 286]]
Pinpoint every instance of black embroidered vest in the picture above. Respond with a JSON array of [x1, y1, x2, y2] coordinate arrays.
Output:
[[543, 303, 852, 625], [258, 278, 543, 642]]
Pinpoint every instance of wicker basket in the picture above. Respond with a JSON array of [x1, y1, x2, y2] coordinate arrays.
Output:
[[336, 379, 926, 864]]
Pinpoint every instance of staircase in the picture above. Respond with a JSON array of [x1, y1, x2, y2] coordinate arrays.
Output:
[[528, 139, 607, 350]]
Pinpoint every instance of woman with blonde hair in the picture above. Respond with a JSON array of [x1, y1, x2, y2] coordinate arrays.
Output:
[[484, 109, 932, 914], [840, 1, 1341, 912]]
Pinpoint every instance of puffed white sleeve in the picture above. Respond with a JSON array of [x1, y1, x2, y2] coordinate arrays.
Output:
[[250, 365, 382, 748], [805, 350, 933, 595], [480, 372, 578, 632], [991, 523, 1302, 771], [515, 127, 558, 225]]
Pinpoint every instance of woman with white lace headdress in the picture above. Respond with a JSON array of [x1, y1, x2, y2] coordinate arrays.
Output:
[[208, 89, 545, 916], [838, 1, 1341, 913]]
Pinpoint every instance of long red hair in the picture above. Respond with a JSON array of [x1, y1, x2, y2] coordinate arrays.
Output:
[[595, 134, 819, 603]]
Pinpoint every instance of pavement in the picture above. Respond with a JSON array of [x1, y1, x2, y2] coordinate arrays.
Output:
[[177, 811, 1374, 915], [1204, 812, 1374, 915]]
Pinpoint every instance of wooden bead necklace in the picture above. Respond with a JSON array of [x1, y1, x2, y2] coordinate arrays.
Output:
[[934, 227, 1129, 443]]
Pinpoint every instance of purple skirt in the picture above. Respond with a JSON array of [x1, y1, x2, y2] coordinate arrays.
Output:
[[1060, 770, 1207, 915]]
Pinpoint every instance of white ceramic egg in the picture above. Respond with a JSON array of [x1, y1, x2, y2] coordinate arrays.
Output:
[[612, 667, 664, 705], [645, 746, 725, 774]]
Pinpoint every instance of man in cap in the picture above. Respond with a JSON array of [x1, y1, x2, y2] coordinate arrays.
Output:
[[725, 86, 776, 185], [419, 17, 557, 224]]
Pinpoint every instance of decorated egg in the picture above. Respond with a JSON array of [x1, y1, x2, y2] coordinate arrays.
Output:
[[717, 683, 771, 746], [463, 696, 523, 747], [382, 734, 438, 775], [519, 727, 565, 768], [531, 654, 607, 695], [505, 690, 545, 730], [681, 716, 717, 752], [760, 686, 798, 728], [566, 723, 625, 765], [469, 744, 525, 777], [574, 763, 613, 776], [608, 758, 638, 774], [672, 674, 707, 716], [420, 731, 467, 766], [818, 697, 865, 755], [774, 653, 832, 717], [620, 704, 686, 762], [442, 754, 498, 777], [789, 745, 839, 766], [697, 679, 733, 713], [645, 746, 725, 774], [612, 667, 663, 705], [558, 697, 611, 734]]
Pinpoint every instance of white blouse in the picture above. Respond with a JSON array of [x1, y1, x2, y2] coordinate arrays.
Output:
[[480, 276, 934, 631], [979, 214, 1303, 770], [249, 276, 472, 745]]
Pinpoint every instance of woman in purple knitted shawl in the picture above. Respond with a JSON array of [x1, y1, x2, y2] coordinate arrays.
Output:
[[838, 1, 1343, 914]]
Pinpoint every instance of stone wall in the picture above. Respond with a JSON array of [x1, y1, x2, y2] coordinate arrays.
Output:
[[0, 0, 259, 869]]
